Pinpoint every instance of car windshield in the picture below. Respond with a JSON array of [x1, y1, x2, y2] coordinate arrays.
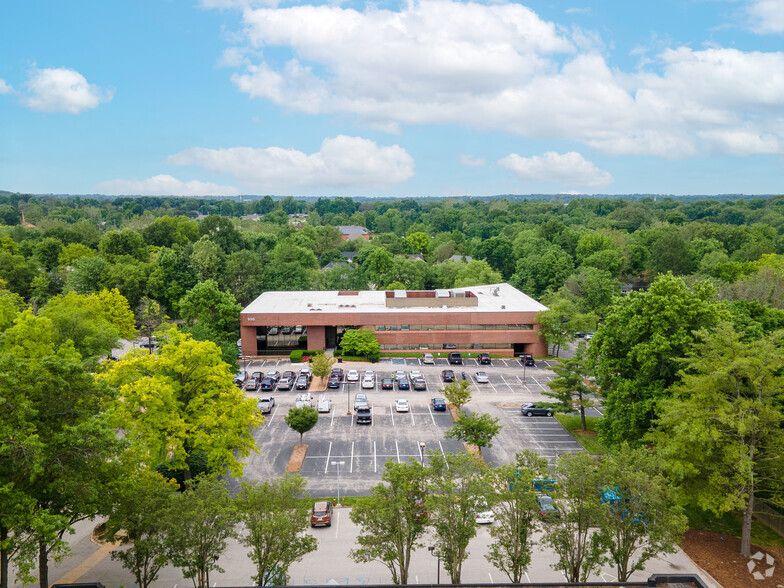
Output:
[[313, 509, 327, 516]]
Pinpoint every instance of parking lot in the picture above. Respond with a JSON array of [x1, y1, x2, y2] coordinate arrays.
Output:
[[238, 356, 593, 495]]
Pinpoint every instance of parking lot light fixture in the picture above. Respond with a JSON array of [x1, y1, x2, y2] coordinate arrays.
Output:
[[419, 441, 426, 466], [331, 460, 345, 507], [428, 546, 440, 584]]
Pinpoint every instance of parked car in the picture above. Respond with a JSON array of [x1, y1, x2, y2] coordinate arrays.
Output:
[[233, 371, 247, 387], [448, 352, 463, 365], [282, 370, 296, 379], [299, 367, 312, 379], [277, 376, 293, 391], [393, 370, 407, 381], [266, 370, 281, 382], [422, 353, 435, 364], [355, 404, 372, 424], [295, 393, 312, 408], [441, 369, 455, 382], [362, 375, 375, 389], [295, 375, 310, 390], [364, 369, 375, 378], [245, 377, 260, 391], [478, 353, 491, 365], [327, 375, 341, 389], [381, 378, 394, 390], [397, 378, 410, 390], [474, 371, 489, 383], [259, 377, 277, 392], [317, 395, 331, 413], [409, 369, 422, 380], [257, 396, 275, 414], [346, 369, 360, 382], [310, 501, 333, 527], [474, 498, 495, 524], [585, 332, 594, 341], [412, 377, 427, 391], [252, 371, 264, 381], [395, 399, 410, 412], [537, 495, 559, 519], [521, 402, 553, 417], [330, 367, 344, 381], [353, 393, 369, 411], [431, 397, 447, 411], [522, 355, 536, 367]]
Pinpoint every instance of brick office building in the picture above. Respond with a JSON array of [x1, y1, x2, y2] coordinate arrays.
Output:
[[240, 283, 548, 357]]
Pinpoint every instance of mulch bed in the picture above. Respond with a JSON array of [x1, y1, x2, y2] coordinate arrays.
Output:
[[286, 443, 308, 472], [681, 529, 784, 587], [573, 429, 598, 437]]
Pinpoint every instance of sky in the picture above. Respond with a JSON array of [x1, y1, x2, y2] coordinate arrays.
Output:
[[1, 0, 783, 198]]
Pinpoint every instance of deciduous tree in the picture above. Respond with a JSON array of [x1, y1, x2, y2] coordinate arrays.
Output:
[[546, 342, 594, 431], [441, 379, 472, 413], [284, 406, 319, 445], [339, 328, 380, 359], [445, 412, 501, 449]]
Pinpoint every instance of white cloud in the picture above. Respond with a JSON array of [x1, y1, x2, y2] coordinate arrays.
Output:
[[166, 135, 415, 190], [459, 154, 486, 167], [22, 67, 112, 113], [0, 79, 12, 95], [214, 0, 784, 158], [746, 0, 784, 34], [498, 151, 613, 188], [565, 7, 590, 15], [95, 175, 240, 196]]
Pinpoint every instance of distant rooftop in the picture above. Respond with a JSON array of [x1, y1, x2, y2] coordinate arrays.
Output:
[[242, 283, 547, 315], [337, 225, 369, 239]]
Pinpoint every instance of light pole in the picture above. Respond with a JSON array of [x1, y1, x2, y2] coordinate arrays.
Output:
[[418, 441, 426, 466], [346, 380, 352, 416], [331, 460, 345, 506], [428, 546, 440, 584]]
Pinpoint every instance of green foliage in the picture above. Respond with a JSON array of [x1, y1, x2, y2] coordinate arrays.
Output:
[[235, 475, 317, 586], [178, 279, 241, 335], [311, 353, 336, 378], [339, 328, 380, 359], [536, 296, 595, 357], [284, 406, 319, 445], [350, 461, 429, 585], [441, 379, 472, 412], [445, 412, 501, 449], [546, 342, 594, 430]]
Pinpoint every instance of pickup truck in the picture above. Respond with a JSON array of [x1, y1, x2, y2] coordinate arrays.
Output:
[[258, 396, 275, 414]]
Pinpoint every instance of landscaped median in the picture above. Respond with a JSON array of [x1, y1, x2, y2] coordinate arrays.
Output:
[[553, 414, 609, 454]]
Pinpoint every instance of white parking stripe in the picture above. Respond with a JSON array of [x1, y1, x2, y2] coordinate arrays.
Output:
[[410, 408, 415, 425], [428, 404, 436, 426], [324, 441, 332, 474], [396, 440, 401, 463], [374, 441, 377, 472], [390, 405, 395, 426], [350, 442, 355, 473]]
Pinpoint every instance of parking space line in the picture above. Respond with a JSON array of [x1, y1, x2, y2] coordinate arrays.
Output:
[[488, 380, 499, 394], [395, 440, 401, 463], [410, 408, 415, 425], [428, 405, 436, 426], [350, 442, 355, 473], [374, 441, 377, 473], [330, 409, 335, 426], [324, 442, 332, 474], [390, 405, 395, 426]]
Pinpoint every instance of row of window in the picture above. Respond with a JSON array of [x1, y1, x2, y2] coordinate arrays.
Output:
[[376, 324, 533, 331], [379, 343, 514, 350]]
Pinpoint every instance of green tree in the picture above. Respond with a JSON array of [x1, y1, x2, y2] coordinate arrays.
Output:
[[235, 475, 317, 587], [445, 412, 501, 449], [591, 273, 726, 446], [404, 231, 430, 254], [222, 250, 265, 306], [66, 255, 108, 294], [593, 445, 687, 582], [164, 476, 238, 588], [190, 236, 225, 282], [650, 323, 784, 556], [33, 237, 63, 272], [541, 452, 604, 583], [453, 260, 503, 288], [104, 470, 178, 588], [57, 243, 95, 267], [485, 451, 549, 583], [477, 236, 515, 278], [546, 342, 594, 431], [98, 330, 261, 479], [178, 280, 241, 336], [350, 461, 429, 585], [563, 267, 618, 314], [339, 328, 380, 359], [426, 451, 487, 584], [136, 296, 166, 354], [284, 406, 319, 445], [99, 230, 149, 262], [441, 379, 472, 412], [535, 296, 594, 357], [311, 353, 336, 379]]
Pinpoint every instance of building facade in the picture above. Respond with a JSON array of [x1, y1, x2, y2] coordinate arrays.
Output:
[[240, 283, 548, 357]]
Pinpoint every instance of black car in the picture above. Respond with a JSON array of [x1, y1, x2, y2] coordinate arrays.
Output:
[[478, 353, 491, 365], [431, 397, 447, 411], [355, 404, 372, 424], [327, 375, 341, 389], [520, 403, 553, 417], [521, 355, 536, 367], [448, 352, 463, 365], [259, 377, 276, 392], [330, 367, 344, 381], [295, 375, 310, 390], [441, 369, 455, 382], [277, 376, 293, 391], [282, 370, 296, 379], [397, 378, 410, 390], [381, 378, 394, 390], [412, 378, 427, 391]]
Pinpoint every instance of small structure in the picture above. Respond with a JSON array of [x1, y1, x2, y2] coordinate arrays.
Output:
[[337, 225, 370, 241]]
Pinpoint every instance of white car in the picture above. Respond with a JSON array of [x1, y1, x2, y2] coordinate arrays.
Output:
[[362, 375, 375, 389], [474, 498, 495, 524], [422, 353, 435, 364], [364, 369, 375, 378], [409, 369, 422, 380], [394, 370, 407, 381], [474, 371, 489, 383], [317, 395, 331, 413], [395, 399, 410, 412], [346, 369, 360, 382]]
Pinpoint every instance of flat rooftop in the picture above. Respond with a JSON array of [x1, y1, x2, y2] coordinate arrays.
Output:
[[242, 283, 548, 315]]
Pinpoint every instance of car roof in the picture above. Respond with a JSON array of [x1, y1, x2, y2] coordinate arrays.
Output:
[[313, 500, 330, 509]]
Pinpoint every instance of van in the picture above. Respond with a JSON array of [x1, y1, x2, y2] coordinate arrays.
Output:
[[355, 404, 372, 424], [448, 352, 463, 365], [310, 501, 333, 527]]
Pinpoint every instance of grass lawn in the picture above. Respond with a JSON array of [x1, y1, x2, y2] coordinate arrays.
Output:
[[554, 414, 610, 454], [685, 506, 784, 548]]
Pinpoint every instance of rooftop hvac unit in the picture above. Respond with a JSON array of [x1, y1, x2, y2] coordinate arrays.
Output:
[[492, 288, 500, 296]]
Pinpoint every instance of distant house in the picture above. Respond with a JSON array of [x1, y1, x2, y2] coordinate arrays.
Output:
[[620, 283, 648, 295], [448, 254, 473, 262], [340, 251, 359, 263], [322, 261, 349, 270], [338, 225, 370, 241], [240, 213, 264, 221], [407, 254, 425, 261]]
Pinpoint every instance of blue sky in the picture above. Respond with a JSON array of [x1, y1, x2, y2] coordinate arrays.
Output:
[[1, 0, 782, 198]]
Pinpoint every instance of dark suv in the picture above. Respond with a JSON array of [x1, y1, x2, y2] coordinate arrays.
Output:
[[355, 404, 372, 424], [522, 355, 536, 367], [441, 369, 455, 382], [478, 353, 491, 365], [448, 352, 463, 365]]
